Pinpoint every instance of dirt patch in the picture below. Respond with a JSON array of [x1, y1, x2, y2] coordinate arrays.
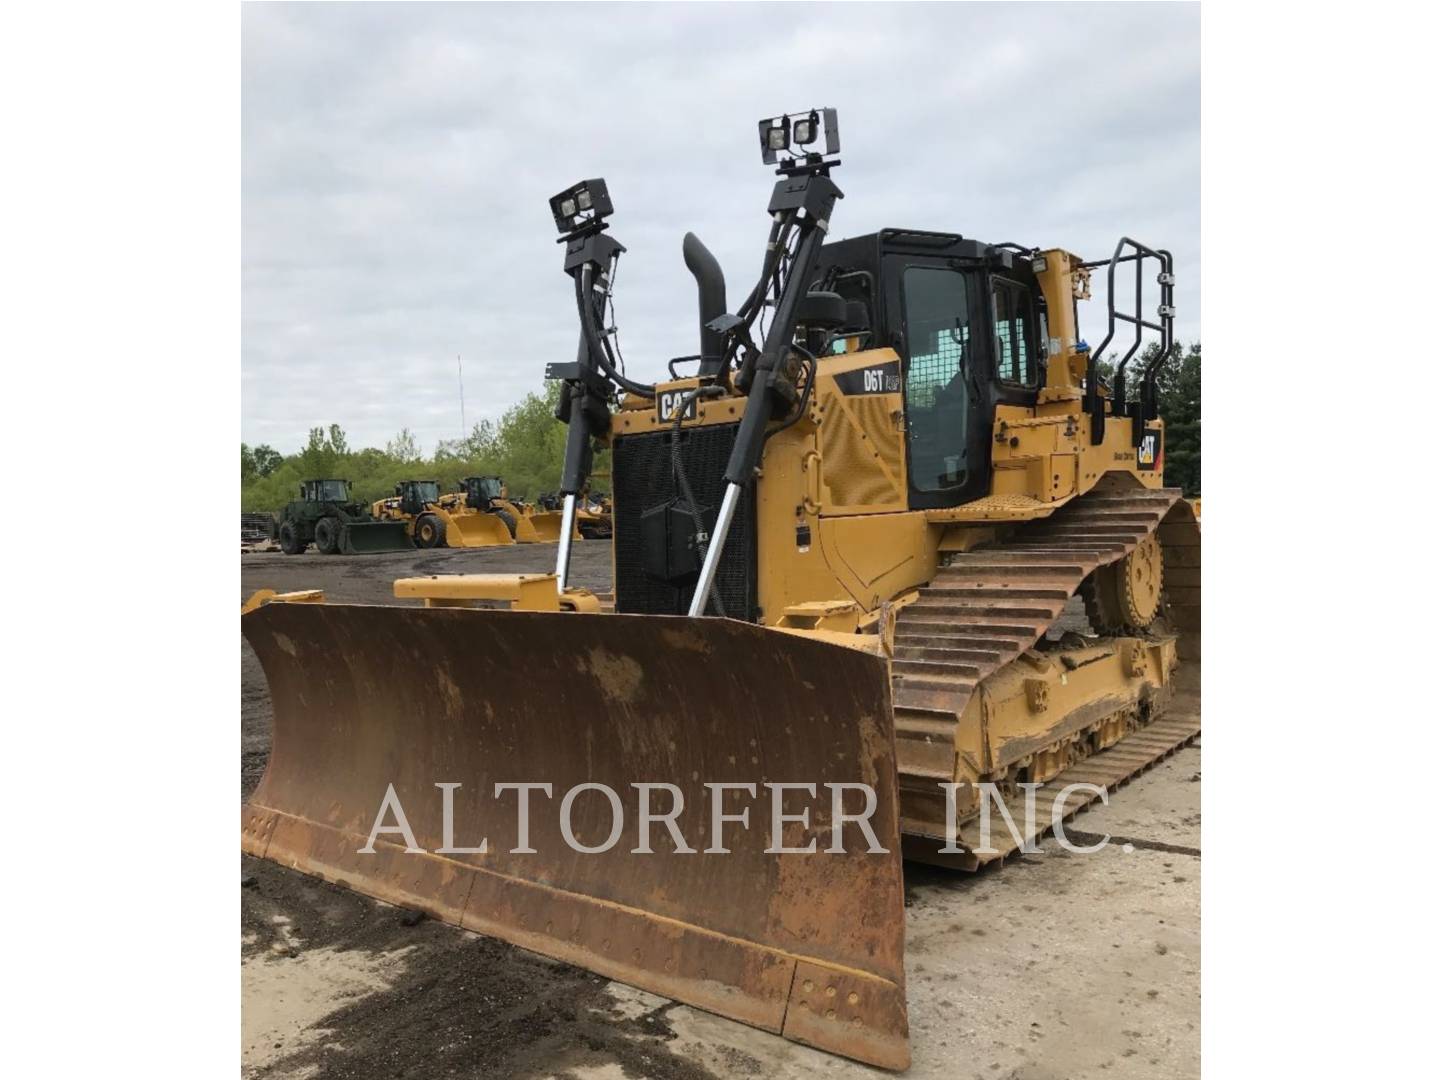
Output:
[[244, 943, 401, 1072], [241, 853, 722, 1080]]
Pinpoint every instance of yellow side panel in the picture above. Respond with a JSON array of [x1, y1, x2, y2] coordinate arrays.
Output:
[[811, 349, 908, 516], [817, 392, 907, 513], [817, 513, 936, 612]]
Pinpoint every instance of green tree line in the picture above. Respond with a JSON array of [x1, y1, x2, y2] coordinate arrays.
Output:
[[241, 382, 602, 512], [242, 343, 1198, 511]]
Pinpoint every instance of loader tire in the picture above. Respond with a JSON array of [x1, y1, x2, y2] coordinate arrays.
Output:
[[493, 508, 517, 539], [314, 516, 342, 555], [414, 514, 446, 549], [278, 521, 305, 555]]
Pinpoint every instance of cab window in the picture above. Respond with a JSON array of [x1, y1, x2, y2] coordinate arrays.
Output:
[[902, 266, 971, 493], [992, 278, 1038, 387]]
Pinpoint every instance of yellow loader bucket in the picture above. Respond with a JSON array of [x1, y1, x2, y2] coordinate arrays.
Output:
[[509, 512, 544, 543], [445, 511, 516, 548], [524, 510, 576, 543], [242, 603, 909, 1069]]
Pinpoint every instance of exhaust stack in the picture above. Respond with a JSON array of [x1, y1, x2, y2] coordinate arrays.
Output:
[[682, 232, 727, 377]]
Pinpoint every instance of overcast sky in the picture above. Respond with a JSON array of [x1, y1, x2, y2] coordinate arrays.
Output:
[[243, 2, 1199, 453]]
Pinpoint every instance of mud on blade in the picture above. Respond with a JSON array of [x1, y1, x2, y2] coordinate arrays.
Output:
[[242, 603, 910, 1069]]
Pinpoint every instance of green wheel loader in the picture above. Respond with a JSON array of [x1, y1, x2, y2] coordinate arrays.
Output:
[[272, 479, 412, 555]]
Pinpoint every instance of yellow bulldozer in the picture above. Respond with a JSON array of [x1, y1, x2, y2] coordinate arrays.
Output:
[[242, 109, 1198, 1070]]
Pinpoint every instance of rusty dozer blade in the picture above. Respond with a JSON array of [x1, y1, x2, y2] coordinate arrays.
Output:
[[445, 511, 516, 548], [242, 603, 910, 1069], [340, 521, 412, 554]]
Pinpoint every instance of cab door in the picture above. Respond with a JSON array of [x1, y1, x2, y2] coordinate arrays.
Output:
[[887, 259, 991, 509]]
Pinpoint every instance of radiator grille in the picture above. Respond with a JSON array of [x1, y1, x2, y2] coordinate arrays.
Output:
[[612, 423, 759, 620]]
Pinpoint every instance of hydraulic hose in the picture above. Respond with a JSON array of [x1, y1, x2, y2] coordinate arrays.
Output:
[[728, 210, 798, 378], [575, 266, 655, 399]]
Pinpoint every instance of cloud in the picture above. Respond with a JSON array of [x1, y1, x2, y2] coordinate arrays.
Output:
[[243, 1, 1199, 452]]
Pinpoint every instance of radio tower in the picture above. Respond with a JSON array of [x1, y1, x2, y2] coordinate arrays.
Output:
[[457, 354, 466, 440]]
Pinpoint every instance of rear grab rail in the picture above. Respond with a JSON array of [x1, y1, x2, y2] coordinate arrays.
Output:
[[1082, 238, 1175, 446]]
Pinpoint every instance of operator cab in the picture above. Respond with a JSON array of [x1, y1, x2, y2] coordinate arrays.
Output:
[[303, 479, 351, 503], [397, 479, 441, 516], [462, 475, 506, 511], [812, 230, 1046, 510]]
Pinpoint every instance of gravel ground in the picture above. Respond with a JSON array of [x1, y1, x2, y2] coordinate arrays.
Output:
[[241, 541, 1200, 1080]]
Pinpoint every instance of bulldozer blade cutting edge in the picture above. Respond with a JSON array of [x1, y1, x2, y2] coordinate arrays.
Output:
[[341, 521, 413, 554], [446, 513, 516, 547], [241, 602, 911, 1070]]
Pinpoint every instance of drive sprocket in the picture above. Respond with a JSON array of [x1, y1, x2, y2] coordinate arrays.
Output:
[[1080, 532, 1164, 633]]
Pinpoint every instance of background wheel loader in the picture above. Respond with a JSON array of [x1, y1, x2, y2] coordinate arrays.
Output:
[[541, 487, 614, 538], [443, 475, 580, 544], [575, 502, 611, 539], [271, 478, 412, 555], [552, 489, 610, 541], [372, 478, 517, 548], [243, 109, 1199, 1070]]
